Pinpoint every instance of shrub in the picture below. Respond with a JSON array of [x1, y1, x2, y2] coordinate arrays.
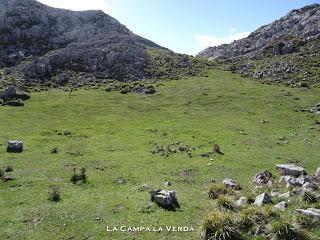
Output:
[[217, 196, 236, 211], [4, 165, 13, 172], [70, 167, 87, 184], [297, 214, 320, 229], [237, 207, 263, 230], [201, 210, 242, 240], [303, 192, 319, 204], [267, 219, 310, 240], [48, 186, 61, 202], [208, 183, 233, 199], [0, 168, 4, 179], [51, 147, 59, 154]]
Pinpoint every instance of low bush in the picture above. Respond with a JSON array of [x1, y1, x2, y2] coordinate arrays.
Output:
[[201, 210, 242, 240], [208, 183, 233, 199], [48, 185, 61, 202]]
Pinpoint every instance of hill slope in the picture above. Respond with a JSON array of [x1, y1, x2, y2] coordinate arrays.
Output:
[[198, 4, 320, 86], [0, 0, 207, 88]]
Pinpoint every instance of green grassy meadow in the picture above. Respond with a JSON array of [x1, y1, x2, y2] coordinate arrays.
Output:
[[0, 70, 319, 239]]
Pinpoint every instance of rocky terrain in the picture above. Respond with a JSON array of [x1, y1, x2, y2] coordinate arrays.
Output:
[[0, 0, 209, 90], [198, 4, 320, 87]]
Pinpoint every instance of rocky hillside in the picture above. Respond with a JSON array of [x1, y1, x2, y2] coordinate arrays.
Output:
[[198, 4, 320, 87], [0, 0, 208, 89]]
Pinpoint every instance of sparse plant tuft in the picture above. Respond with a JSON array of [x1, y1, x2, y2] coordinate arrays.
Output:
[[303, 191, 319, 204], [70, 167, 87, 184], [207, 183, 233, 199], [267, 219, 310, 240], [201, 210, 242, 240], [217, 196, 236, 211], [48, 185, 61, 202]]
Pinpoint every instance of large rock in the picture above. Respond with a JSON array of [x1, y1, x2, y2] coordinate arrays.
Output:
[[254, 192, 272, 207], [315, 168, 320, 178], [296, 208, 320, 219], [7, 140, 23, 153], [151, 189, 180, 210], [276, 164, 307, 177]]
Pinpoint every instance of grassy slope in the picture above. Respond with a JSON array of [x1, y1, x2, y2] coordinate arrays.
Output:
[[0, 70, 319, 240]]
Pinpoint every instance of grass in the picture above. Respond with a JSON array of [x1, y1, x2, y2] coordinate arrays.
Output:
[[0, 70, 319, 239]]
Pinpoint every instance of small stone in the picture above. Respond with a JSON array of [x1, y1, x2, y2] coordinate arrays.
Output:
[[271, 189, 279, 197], [235, 197, 247, 207], [315, 168, 320, 178], [165, 181, 171, 187], [2, 176, 15, 182], [254, 192, 272, 207], [207, 163, 213, 166], [274, 201, 288, 210], [223, 178, 241, 190], [278, 192, 291, 199]]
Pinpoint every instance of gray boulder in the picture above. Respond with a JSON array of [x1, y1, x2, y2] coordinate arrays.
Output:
[[296, 208, 320, 219], [223, 178, 241, 190], [254, 192, 272, 207], [151, 189, 180, 210], [276, 164, 307, 177], [7, 140, 23, 153]]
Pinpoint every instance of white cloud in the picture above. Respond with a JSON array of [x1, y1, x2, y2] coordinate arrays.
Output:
[[38, 0, 110, 13], [194, 31, 251, 49], [230, 27, 237, 33]]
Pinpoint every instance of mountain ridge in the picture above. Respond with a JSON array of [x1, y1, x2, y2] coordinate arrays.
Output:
[[198, 3, 320, 86], [0, 0, 207, 89]]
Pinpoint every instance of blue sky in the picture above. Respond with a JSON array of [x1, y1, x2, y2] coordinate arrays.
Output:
[[39, 0, 319, 55]]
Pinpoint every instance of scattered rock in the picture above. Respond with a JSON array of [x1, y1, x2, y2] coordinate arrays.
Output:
[[303, 182, 318, 191], [315, 167, 320, 178], [138, 184, 150, 191], [165, 181, 172, 187], [7, 140, 23, 153], [271, 189, 279, 197], [276, 164, 307, 177], [254, 192, 272, 207], [235, 197, 247, 207], [151, 189, 180, 210], [252, 170, 273, 186], [274, 201, 288, 210], [278, 191, 291, 199], [223, 178, 241, 190], [2, 176, 15, 182]]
